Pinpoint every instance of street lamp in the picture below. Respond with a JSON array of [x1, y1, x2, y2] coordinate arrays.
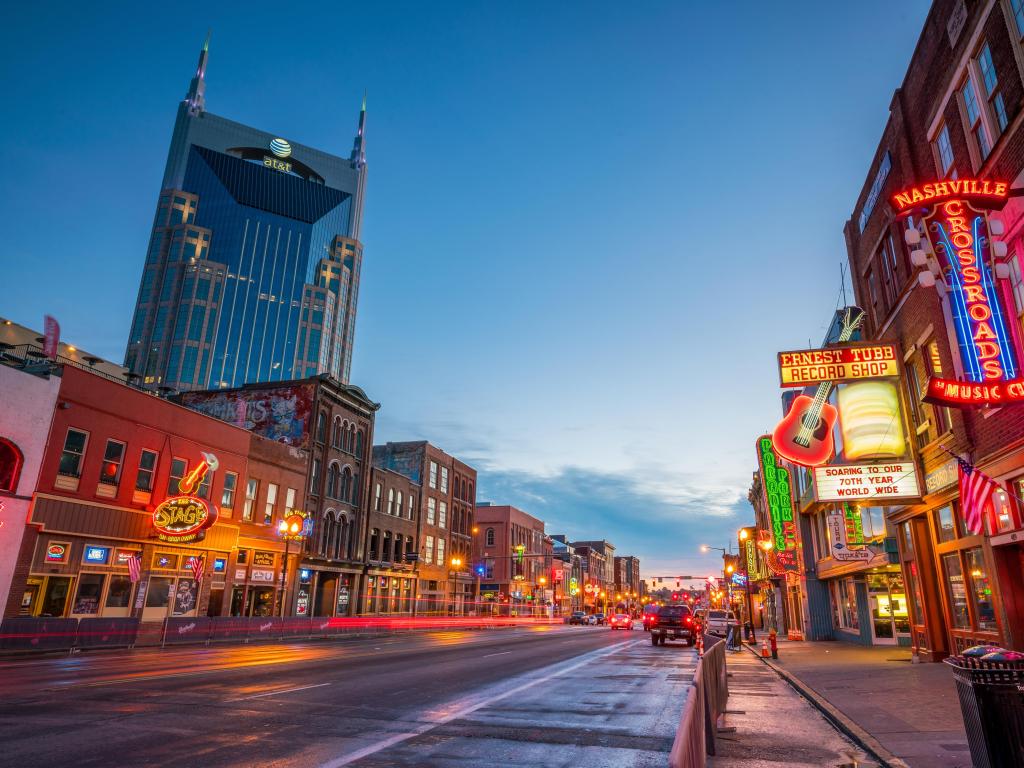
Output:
[[450, 556, 463, 616], [277, 512, 307, 617], [538, 575, 547, 617]]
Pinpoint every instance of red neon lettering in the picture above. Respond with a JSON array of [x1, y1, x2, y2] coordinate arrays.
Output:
[[891, 180, 1009, 211]]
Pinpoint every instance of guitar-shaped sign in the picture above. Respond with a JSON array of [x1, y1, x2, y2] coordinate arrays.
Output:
[[771, 307, 866, 467]]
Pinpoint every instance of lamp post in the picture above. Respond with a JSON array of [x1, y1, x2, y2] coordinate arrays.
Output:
[[538, 575, 547, 617], [277, 512, 306, 617], [450, 556, 463, 616]]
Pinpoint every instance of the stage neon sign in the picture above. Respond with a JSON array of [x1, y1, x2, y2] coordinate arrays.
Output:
[[929, 199, 1017, 383]]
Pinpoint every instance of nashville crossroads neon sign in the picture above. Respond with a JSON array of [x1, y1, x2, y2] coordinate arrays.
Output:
[[891, 178, 1007, 212], [929, 199, 1017, 384]]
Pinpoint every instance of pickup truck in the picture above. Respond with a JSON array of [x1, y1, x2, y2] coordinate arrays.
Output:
[[704, 609, 735, 637], [649, 603, 694, 646]]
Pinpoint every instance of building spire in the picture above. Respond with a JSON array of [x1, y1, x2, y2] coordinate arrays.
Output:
[[186, 31, 210, 115], [350, 91, 367, 168]]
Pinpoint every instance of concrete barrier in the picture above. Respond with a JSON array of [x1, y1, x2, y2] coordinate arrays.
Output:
[[669, 633, 729, 768]]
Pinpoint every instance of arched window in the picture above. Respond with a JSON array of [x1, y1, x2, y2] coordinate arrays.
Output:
[[348, 424, 356, 452], [486, 527, 495, 547], [333, 417, 342, 448], [327, 463, 340, 499], [352, 473, 360, 505], [393, 535, 404, 562], [342, 466, 353, 503], [369, 528, 380, 560], [462, 479, 468, 501], [316, 412, 327, 443], [387, 488, 395, 515], [468, 482, 474, 503], [382, 531, 392, 562], [0, 437, 24, 493], [396, 491, 403, 516], [354, 430, 363, 458]]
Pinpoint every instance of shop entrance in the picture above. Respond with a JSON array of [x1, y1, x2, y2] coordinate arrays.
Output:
[[245, 586, 275, 616], [315, 575, 337, 616], [39, 576, 72, 617], [867, 572, 911, 644], [142, 576, 200, 620]]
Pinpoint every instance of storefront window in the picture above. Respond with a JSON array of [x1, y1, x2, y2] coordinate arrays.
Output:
[[145, 577, 175, 609], [935, 505, 957, 543], [905, 562, 924, 626], [965, 548, 997, 632], [844, 579, 859, 630], [72, 574, 105, 614], [901, 522, 914, 555], [105, 576, 132, 608], [942, 553, 970, 629]]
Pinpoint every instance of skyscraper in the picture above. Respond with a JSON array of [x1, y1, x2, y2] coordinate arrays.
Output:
[[125, 36, 367, 391]]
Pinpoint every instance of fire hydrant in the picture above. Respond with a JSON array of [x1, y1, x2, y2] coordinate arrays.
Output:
[[769, 629, 778, 659]]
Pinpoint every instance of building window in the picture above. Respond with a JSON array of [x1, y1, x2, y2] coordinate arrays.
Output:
[[387, 488, 395, 515], [1008, 253, 1024, 340], [425, 535, 434, 565], [965, 547, 998, 632], [327, 463, 339, 499], [285, 487, 296, 514], [427, 498, 436, 525], [866, 268, 882, 326], [316, 412, 327, 444], [961, 77, 991, 159], [221, 472, 238, 510], [486, 527, 495, 546], [942, 552, 970, 629], [58, 428, 89, 478], [924, 340, 952, 435], [98, 440, 126, 487], [135, 449, 158, 492], [978, 44, 1008, 133], [1014, 0, 1024, 38], [382, 531, 392, 562], [196, 467, 213, 499], [436, 538, 445, 567], [438, 501, 447, 529], [935, 124, 954, 175], [396, 491, 403, 515], [0, 438, 23, 493], [264, 483, 278, 526], [429, 461, 438, 489], [167, 457, 187, 495], [243, 478, 258, 522], [374, 482, 382, 511], [440, 467, 449, 493], [935, 503, 959, 543], [311, 459, 321, 495], [408, 494, 415, 520]]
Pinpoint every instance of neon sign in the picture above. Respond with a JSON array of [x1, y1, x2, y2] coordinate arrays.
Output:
[[755, 436, 799, 572], [152, 453, 218, 542], [925, 376, 1024, 407], [929, 199, 1017, 383], [778, 343, 898, 387], [891, 178, 1008, 212]]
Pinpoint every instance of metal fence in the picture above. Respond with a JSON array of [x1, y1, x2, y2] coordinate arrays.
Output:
[[669, 634, 730, 768]]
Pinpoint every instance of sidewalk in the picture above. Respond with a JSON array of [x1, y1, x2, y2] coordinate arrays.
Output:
[[754, 639, 969, 768], [709, 648, 871, 768]]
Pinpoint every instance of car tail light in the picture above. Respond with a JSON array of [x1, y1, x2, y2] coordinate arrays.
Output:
[[685, 616, 693, 625]]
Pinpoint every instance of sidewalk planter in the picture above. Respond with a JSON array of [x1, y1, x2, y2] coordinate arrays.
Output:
[[945, 655, 1024, 768]]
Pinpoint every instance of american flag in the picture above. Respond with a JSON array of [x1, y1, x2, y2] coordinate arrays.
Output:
[[187, 556, 204, 584], [127, 552, 142, 583], [957, 456, 999, 535]]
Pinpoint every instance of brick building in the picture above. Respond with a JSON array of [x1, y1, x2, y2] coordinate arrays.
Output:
[[846, 0, 1024, 656], [572, 539, 616, 610], [472, 504, 551, 616], [373, 442, 477, 615], [3, 363, 307, 621], [178, 375, 379, 617], [363, 465, 420, 615]]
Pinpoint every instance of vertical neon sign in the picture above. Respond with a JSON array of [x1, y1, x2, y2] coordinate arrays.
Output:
[[928, 199, 1017, 383], [755, 435, 799, 572]]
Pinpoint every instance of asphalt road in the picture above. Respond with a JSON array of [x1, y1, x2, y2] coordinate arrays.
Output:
[[0, 623, 690, 767]]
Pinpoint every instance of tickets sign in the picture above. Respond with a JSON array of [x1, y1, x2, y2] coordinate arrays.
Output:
[[778, 343, 899, 387], [813, 462, 920, 502]]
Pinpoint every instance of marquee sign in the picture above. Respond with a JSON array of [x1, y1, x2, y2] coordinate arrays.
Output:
[[813, 462, 919, 502], [755, 436, 799, 572], [777, 343, 898, 387], [152, 453, 219, 543], [894, 178, 1023, 408]]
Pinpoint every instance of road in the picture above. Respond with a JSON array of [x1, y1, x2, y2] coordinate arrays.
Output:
[[0, 623, 693, 767]]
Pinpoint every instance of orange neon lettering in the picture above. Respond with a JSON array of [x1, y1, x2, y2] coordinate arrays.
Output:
[[975, 322, 998, 341], [962, 266, 980, 281], [944, 200, 963, 216], [976, 341, 1002, 359], [952, 231, 973, 249], [983, 359, 1004, 379], [963, 284, 986, 302], [969, 303, 992, 322]]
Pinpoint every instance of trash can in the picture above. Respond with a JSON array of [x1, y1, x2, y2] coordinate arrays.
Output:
[[944, 655, 1024, 768]]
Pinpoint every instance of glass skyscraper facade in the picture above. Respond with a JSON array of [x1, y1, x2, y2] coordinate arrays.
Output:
[[125, 38, 367, 390]]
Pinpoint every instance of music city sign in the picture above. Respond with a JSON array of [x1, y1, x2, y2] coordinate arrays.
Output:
[[893, 178, 1024, 408]]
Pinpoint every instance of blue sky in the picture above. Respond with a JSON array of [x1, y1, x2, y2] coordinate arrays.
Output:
[[2, 1, 930, 582]]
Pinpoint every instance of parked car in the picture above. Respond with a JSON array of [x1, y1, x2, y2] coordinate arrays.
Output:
[[593, 613, 606, 625], [649, 604, 694, 646], [568, 611, 588, 625], [642, 604, 660, 631], [704, 609, 734, 637], [609, 614, 632, 630]]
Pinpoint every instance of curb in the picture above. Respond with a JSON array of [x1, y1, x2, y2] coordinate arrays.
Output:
[[743, 644, 911, 768]]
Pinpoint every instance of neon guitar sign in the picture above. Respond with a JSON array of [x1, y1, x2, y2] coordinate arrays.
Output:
[[771, 307, 865, 467]]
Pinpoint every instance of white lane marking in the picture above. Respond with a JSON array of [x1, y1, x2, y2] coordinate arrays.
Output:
[[318, 638, 644, 768], [226, 682, 330, 702], [482, 651, 512, 658]]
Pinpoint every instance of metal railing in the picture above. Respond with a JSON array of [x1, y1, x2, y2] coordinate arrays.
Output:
[[669, 634, 730, 768]]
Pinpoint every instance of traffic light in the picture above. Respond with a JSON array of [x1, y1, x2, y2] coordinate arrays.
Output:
[[671, 592, 678, 601]]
